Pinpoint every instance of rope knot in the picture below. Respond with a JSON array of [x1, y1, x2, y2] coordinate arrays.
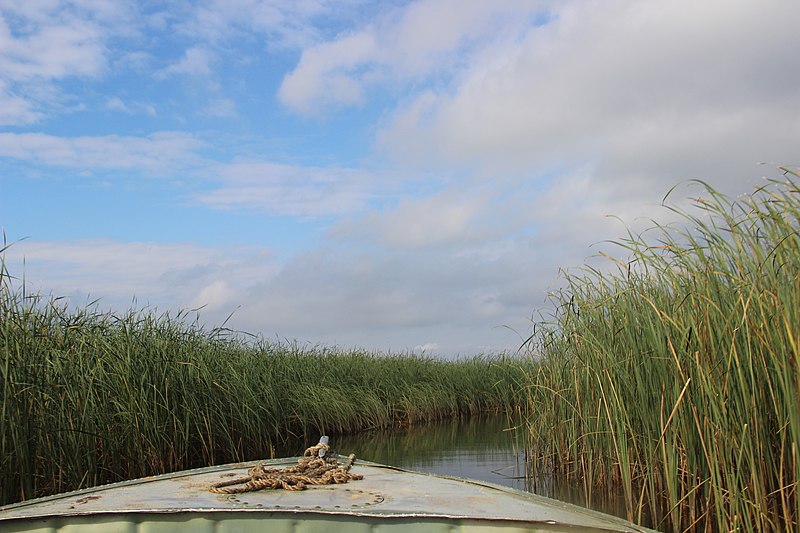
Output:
[[304, 442, 330, 458], [209, 439, 362, 495]]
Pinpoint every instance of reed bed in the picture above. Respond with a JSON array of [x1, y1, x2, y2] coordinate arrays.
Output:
[[0, 260, 527, 506], [523, 168, 800, 532]]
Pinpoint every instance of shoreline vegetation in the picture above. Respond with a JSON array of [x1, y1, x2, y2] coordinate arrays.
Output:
[[523, 168, 800, 532], [0, 261, 527, 505]]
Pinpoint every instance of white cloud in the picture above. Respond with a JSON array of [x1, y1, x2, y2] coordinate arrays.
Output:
[[105, 96, 157, 116], [194, 161, 384, 217], [0, 234, 550, 356], [203, 98, 237, 118], [156, 46, 214, 78], [0, 131, 206, 175], [332, 189, 513, 249], [176, 0, 366, 50], [105, 96, 128, 112], [278, 0, 546, 115], [0, 130, 393, 219], [2, 239, 278, 323], [234, 244, 547, 354], [189, 280, 234, 312], [375, 0, 800, 197], [414, 342, 441, 353], [279, 30, 379, 114], [0, 10, 106, 81], [0, 79, 40, 125], [0, 1, 135, 124]]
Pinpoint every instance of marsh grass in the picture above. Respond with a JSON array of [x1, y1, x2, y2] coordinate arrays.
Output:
[[524, 168, 800, 531], [0, 255, 526, 505]]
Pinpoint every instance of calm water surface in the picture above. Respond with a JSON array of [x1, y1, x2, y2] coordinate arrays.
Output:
[[280, 415, 529, 490], [337, 415, 531, 491]]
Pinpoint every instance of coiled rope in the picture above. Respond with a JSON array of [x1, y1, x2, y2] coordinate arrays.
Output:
[[209, 441, 363, 494]]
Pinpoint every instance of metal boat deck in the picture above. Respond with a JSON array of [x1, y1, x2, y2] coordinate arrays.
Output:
[[0, 457, 657, 532]]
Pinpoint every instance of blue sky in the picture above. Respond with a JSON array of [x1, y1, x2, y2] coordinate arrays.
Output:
[[2, 0, 799, 356]]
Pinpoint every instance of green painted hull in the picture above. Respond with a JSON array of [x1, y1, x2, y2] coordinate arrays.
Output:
[[0, 458, 657, 532]]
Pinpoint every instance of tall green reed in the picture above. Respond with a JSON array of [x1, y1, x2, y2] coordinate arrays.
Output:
[[524, 167, 800, 532], [0, 256, 527, 505]]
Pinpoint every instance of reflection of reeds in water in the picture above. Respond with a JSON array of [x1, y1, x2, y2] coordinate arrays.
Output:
[[329, 414, 531, 489], [330, 413, 526, 465], [524, 168, 800, 532], [0, 252, 529, 506]]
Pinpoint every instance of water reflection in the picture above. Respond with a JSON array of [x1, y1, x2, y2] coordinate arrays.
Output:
[[284, 415, 532, 491]]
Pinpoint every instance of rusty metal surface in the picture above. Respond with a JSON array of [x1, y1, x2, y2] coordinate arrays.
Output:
[[0, 458, 656, 532]]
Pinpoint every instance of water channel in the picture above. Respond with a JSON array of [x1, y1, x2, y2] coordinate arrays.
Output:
[[279, 415, 527, 488], [335, 414, 531, 491]]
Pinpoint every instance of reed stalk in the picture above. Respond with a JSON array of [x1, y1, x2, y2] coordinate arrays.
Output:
[[524, 167, 800, 532]]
